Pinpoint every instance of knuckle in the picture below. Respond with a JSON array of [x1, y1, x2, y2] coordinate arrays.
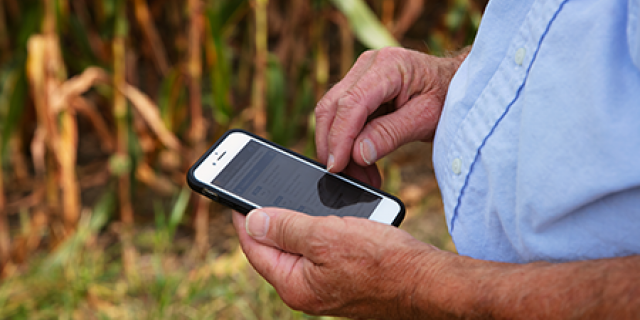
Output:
[[276, 213, 300, 251], [357, 49, 376, 61], [414, 105, 438, 128], [338, 89, 373, 118], [377, 47, 404, 62], [314, 98, 332, 118], [329, 99, 366, 136], [386, 46, 410, 58], [305, 228, 331, 258], [376, 46, 395, 58], [340, 86, 367, 108], [306, 217, 345, 258]]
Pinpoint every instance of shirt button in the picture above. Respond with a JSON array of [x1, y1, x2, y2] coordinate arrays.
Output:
[[451, 158, 462, 175], [515, 48, 526, 65]]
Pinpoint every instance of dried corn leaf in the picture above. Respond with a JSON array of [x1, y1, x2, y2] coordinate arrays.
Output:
[[135, 162, 177, 195], [50, 67, 109, 113], [120, 84, 182, 152], [71, 96, 115, 152], [133, 0, 169, 74]]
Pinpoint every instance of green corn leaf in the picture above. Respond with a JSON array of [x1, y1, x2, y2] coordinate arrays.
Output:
[[329, 0, 399, 49], [0, 64, 27, 162], [445, 2, 467, 32], [206, 1, 247, 127], [168, 186, 190, 237], [17, 6, 43, 50], [153, 200, 167, 231], [209, 36, 233, 124], [65, 16, 103, 69], [288, 72, 314, 149], [44, 189, 115, 269], [158, 67, 181, 131], [114, 0, 128, 37], [266, 54, 287, 146], [208, 0, 248, 35]]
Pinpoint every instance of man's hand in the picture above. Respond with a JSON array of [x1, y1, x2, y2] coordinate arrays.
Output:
[[234, 209, 640, 319], [315, 47, 467, 184], [232, 208, 443, 319]]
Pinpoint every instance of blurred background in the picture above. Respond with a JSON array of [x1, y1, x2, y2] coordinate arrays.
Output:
[[0, 0, 486, 318]]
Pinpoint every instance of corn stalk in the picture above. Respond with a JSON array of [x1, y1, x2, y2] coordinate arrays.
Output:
[[313, 12, 329, 102], [0, 135, 7, 269], [0, 0, 8, 60], [252, 0, 268, 137], [133, 0, 169, 75], [332, 12, 354, 77], [27, 0, 80, 242], [188, 0, 210, 256], [49, 0, 81, 233], [113, 0, 137, 278]]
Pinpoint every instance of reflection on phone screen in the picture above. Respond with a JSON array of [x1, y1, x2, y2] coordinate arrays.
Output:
[[212, 140, 381, 218]]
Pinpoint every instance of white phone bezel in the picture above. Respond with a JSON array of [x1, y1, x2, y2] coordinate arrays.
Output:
[[192, 131, 401, 225]]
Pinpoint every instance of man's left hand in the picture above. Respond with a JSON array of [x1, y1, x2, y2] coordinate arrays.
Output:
[[232, 208, 442, 319]]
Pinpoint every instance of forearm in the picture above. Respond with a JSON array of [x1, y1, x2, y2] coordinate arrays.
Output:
[[408, 250, 640, 319]]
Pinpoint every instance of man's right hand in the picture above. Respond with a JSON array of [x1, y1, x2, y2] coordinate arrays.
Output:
[[315, 47, 467, 184]]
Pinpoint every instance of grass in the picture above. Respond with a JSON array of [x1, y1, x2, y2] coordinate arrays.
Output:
[[0, 239, 321, 319], [0, 208, 334, 320]]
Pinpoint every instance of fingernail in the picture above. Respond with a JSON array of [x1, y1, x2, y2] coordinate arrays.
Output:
[[327, 154, 335, 172], [360, 139, 377, 165], [246, 210, 269, 238]]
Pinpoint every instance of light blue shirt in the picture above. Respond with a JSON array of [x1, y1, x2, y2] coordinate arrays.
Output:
[[433, 0, 640, 263]]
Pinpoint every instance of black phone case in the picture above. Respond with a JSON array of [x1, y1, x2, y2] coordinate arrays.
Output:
[[186, 129, 406, 227]]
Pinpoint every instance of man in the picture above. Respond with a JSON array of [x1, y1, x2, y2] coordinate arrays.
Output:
[[233, 0, 640, 318]]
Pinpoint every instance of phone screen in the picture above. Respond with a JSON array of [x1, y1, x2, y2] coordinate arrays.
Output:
[[211, 140, 382, 218]]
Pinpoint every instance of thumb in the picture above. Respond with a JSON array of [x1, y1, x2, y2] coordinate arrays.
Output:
[[353, 96, 442, 166], [245, 207, 320, 257]]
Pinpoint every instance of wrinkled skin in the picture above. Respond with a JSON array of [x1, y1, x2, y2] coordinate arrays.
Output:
[[314, 47, 465, 186], [232, 209, 443, 319]]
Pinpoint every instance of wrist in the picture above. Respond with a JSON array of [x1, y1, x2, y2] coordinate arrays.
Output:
[[446, 45, 472, 63], [405, 249, 498, 319]]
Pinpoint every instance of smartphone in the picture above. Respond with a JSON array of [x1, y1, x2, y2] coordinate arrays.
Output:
[[187, 129, 405, 226]]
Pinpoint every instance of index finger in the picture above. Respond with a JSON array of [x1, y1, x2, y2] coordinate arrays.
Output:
[[315, 50, 378, 166], [316, 50, 405, 173]]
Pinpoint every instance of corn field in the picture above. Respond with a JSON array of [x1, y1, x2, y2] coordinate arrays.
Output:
[[0, 0, 485, 318]]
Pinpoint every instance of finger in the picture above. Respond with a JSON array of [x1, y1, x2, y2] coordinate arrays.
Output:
[[233, 213, 305, 282], [232, 211, 318, 304], [342, 162, 372, 185], [315, 51, 379, 166], [244, 207, 344, 261], [342, 161, 382, 189], [351, 95, 443, 167], [233, 210, 285, 269], [325, 53, 407, 173], [364, 163, 382, 189]]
